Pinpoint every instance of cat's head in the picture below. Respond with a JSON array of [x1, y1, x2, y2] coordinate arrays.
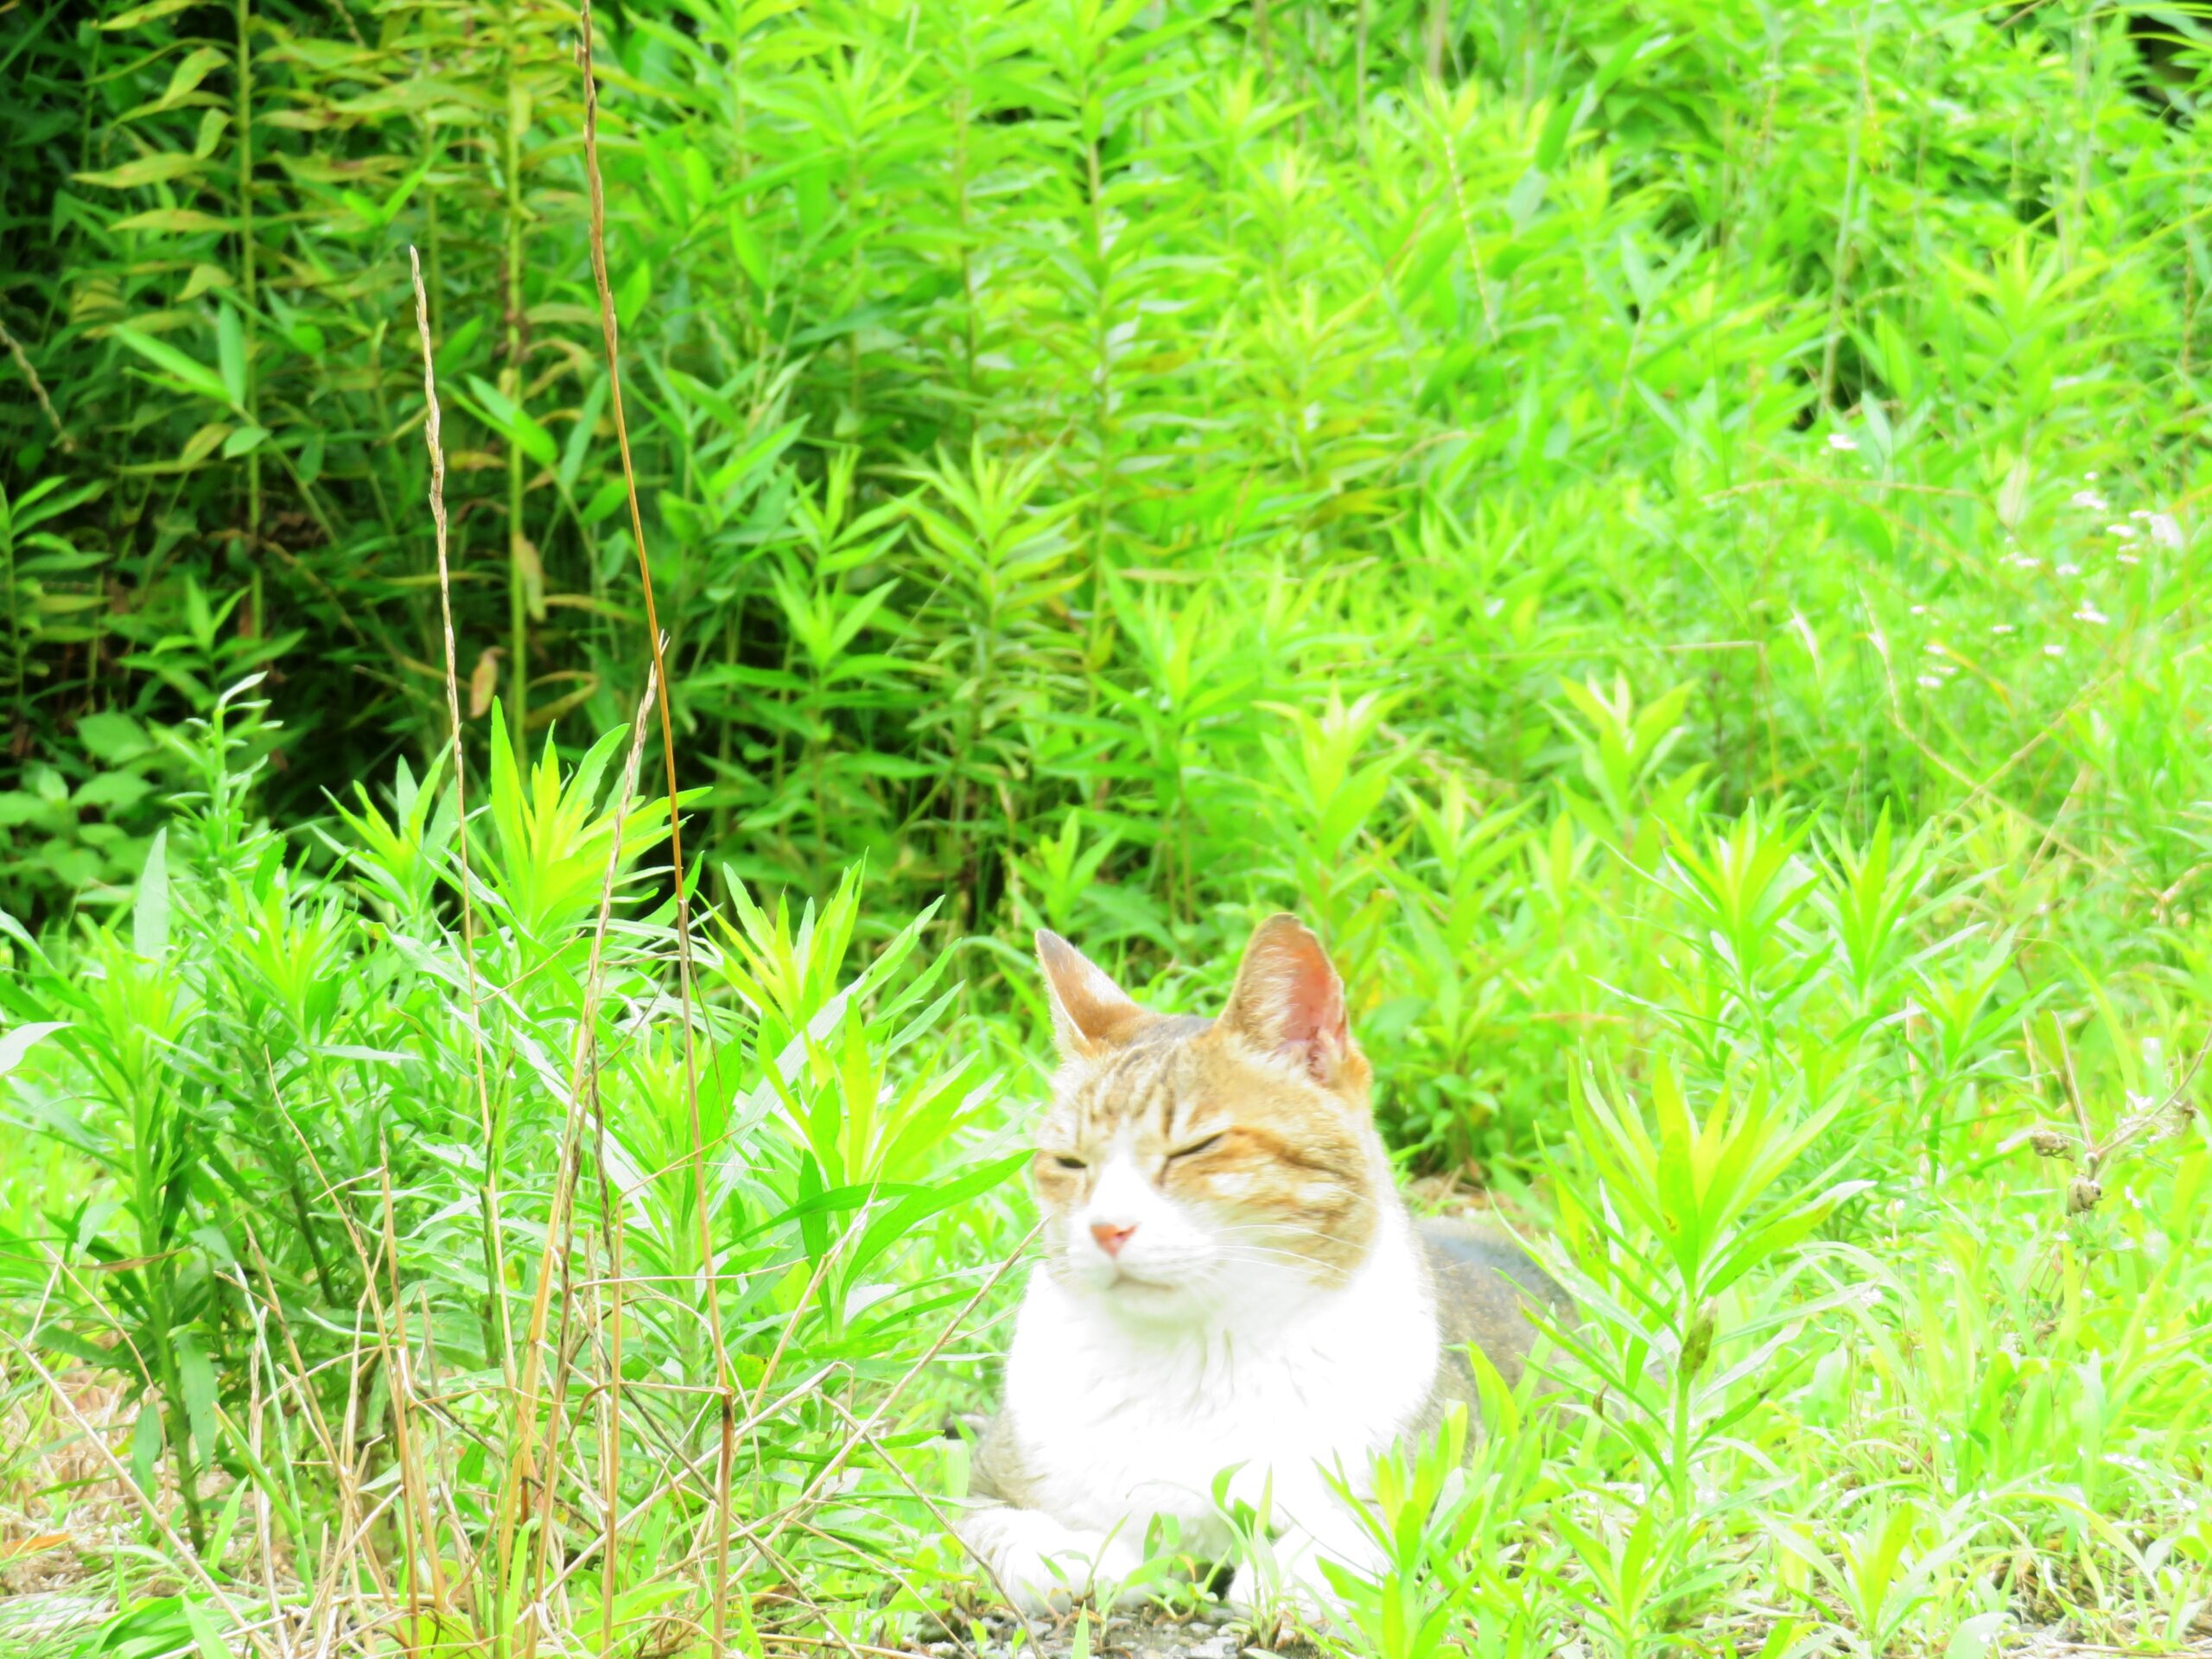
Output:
[[1027, 914, 1388, 1322]]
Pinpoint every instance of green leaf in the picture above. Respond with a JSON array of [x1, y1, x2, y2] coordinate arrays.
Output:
[[190, 109, 230, 159], [727, 203, 770, 289], [434, 313, 486, 379], [178, 264, 233, 302], [0, 1021, 66, 1079], [1946, 1611, 2007, 1659], [35, 592, 111, 615], [130, 1404, 162, 1496], [111, 327, 234, 409], [558, 374, 610, 498], [616, 258, 652, 332], [73, 771, 156, 810], [110, 207, 234, 234], [220, 424, 270, 458], [125, 46, 230, 120], [175, 1332, 219, 1471], [134, 828, 169, 959], [74, 153, 203, 191], [582, 476, 627, 524], [168, 421, 235, 469], [8, 478, 106, 531], [215, 306, 246, 409], [100, 0, 205, 26], [180, 1599, 236, 1659], [462, 374, 557, 467], [705, 416, 806, 495]]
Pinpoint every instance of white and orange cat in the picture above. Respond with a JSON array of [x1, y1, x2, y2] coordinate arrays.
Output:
[[957, 915, 1567, 1615]]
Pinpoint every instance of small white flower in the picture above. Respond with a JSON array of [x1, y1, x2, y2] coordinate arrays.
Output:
[[2148, 513, 2182, 549], [2087, 470, 2101, 480], [2107, 523, 2139, 540], [1991, 623, 2016, 635], [1827, 432, 1859, 452], [2119, 553, 2139, 566], [1910, 604, 1928, 615], [2056, 563, 2082, 577], [2070, 489, 2110, 512], [1916, 674, 1944, 690], [2044, 643, 2066, 658], [2005, 553, 2041, 569], [2075, 604, 2109, 625]]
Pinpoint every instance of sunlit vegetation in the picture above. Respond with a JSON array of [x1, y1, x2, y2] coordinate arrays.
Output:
[[3, 0, 2209, 1654]]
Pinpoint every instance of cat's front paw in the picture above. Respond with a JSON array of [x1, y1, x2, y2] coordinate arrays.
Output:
[[997, 1538, 1151, 1615], [957, 1504, 1148, 1614], [999, 1571, 1079, 1618]]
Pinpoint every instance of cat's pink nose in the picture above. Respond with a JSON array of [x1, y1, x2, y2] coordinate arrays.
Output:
[[1090, 1221, 1136, 1257]]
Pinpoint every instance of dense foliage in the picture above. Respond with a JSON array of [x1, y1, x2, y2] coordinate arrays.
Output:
[[3, 0, 2211, 1656]]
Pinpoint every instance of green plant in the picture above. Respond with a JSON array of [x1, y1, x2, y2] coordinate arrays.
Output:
[[4, 0, 2212, 1651]]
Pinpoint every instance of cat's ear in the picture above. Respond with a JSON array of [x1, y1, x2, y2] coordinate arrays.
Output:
[[1035, 930, 1145, 1061], [1219, 913, 1356, 1089]]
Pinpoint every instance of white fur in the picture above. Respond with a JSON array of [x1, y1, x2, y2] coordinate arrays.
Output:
[[957, 1144, 1438, 1616]]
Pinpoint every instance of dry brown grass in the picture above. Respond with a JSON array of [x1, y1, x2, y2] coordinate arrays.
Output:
[[2, 1372, 163, 1598]]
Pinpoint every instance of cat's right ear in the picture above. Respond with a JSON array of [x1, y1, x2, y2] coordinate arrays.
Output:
[[1035, 930, 1143, 1061], [1218, 912, 1355, 1089]]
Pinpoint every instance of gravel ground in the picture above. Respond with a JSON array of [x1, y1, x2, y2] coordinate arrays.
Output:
[[3, 1589, 2205, 1659], [0, 1593, 1318, 1659], [914, 1604, 1319, 1659]]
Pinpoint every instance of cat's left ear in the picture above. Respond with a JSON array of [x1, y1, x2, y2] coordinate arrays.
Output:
[[1035, 929, 1146, 1061], [1218, 913, 1359, 1090]]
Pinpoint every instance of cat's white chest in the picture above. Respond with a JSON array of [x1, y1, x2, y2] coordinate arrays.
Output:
[[1000, 1223, 1439, 1548]]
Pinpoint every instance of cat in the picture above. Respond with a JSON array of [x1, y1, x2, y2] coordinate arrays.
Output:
[[955, 913, 1571, 1617]]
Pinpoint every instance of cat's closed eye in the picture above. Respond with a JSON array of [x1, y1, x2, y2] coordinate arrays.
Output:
[[1168, 1131, 1227, 1160], [1049, 1153, 1088, 1171]]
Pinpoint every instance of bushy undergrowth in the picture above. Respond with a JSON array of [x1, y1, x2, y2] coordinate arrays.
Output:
[[2, 681, 1033, 1651], [4, 0, 2212, 1655]]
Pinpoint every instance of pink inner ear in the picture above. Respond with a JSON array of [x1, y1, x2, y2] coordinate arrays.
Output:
[[1224, 916, 1356, 1084], [1255, 928, 1347, 1079], [1281, 951, 1346, 1050]]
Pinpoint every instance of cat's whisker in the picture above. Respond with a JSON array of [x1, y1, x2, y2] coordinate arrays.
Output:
[[1209, 1220, 1366, 1248], [1203, 1243, 1336, 1268]]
